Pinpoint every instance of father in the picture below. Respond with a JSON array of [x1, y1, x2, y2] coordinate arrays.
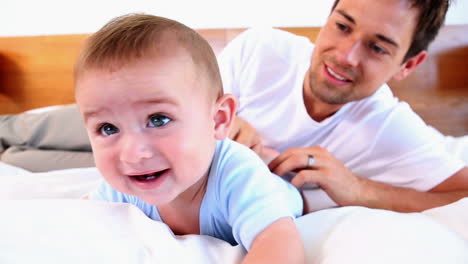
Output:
[[217, 0, 468, 212]]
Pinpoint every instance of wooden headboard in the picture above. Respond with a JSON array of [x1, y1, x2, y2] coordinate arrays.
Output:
[[0, 27, 320, 114], [0, 26, 466, 136]]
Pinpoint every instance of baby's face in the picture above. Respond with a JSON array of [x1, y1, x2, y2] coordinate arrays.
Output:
[[75, 54, 217, 206]]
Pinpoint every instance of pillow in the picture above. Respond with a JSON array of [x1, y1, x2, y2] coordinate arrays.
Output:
[[0, 104, 90, 151], [25, 104, 70, 114], [0, 104, 94, 172], [0, 200, 246, 264], [1, 146, 94, 172], [0, 167, 101, 199], [297, 204, 468, 263], [423, 197, 468, 241], [0, 199, 466, 264]]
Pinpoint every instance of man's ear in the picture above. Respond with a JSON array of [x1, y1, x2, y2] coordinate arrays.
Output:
[[213, 94, 237, 140], [392, 50, 427, 81]]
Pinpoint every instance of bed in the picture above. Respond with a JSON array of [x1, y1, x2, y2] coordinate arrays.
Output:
[[1, 26, 467, 263]]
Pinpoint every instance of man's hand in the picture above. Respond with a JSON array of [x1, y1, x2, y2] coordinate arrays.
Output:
[[229, 116, 281, 164], [269, 147, 468, 212], [229, 116, 263, 154], [268, 146, 366, 207]]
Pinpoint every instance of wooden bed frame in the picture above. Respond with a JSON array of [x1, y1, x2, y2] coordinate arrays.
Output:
[[0, 26, 466, 136]]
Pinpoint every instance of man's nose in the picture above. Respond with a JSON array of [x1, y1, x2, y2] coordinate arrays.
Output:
[[119, 132, 155, 164], [336, 38, 361, 67]]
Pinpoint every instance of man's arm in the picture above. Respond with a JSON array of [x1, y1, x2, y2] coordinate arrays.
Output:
[[358, 167, 468, 212], [268, 146, 468, 213], [242, 217, 305, 264]]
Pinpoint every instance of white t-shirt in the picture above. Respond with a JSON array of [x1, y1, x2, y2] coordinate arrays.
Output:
[[89, 139, 303, 250], [217, 27, 465, 210]]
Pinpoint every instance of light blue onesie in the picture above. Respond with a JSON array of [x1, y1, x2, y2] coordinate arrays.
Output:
[[89, 139, 303, 250]]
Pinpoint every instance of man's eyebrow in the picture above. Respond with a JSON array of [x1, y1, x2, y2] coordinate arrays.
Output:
[[376, 34, 399, 48], [336, 9, 355, 24], [336, 9, 399, 48]]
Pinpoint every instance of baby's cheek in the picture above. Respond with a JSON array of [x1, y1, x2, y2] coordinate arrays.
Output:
[[93, 148, 115, 172]]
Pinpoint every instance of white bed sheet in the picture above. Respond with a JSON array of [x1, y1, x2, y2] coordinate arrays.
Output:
[[1, 135, 467, 263], [0, 197, 467, 264]]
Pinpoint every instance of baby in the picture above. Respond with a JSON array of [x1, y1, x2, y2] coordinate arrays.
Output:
[[74, 14, 304, 263]]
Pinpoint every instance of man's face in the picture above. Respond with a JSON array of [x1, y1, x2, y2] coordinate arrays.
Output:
[[307, 0, 419, 105]]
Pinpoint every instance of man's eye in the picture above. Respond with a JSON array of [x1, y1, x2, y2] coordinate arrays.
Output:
[[99, 123, 119, 136], [336, 22, 349, 32], [370, 43, 387, 55], [148, 114, 171, 128]]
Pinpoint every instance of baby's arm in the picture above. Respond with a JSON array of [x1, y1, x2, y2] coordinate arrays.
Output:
[[242, 217, 305, 264]]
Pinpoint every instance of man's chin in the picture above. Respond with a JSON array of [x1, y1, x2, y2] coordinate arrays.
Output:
[[312, 88, 350, 105]]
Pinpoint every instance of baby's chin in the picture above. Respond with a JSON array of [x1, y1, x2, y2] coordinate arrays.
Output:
[[128, 187, 178, 206]]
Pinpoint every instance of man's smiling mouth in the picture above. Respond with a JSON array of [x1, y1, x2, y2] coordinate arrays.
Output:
[[326, 65, 352, 82]]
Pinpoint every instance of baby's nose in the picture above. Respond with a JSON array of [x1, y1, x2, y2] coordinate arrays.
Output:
[[119, 133, 155, 164]]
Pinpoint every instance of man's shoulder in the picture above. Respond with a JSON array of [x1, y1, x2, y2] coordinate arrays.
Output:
[[342, 84, 398, 119], [218, 27, 314, 92], [228, 27, 314, 57], [241, 27, 307, 41], [343, 86, 441, 149], [336, 84, 430, 139]]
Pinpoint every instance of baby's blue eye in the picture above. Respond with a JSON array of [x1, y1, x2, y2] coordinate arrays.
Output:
[[148, 114, 171, 127], [99, 123, 119, 136]]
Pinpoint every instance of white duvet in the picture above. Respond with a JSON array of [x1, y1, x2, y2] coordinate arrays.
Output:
[[1, 135, 468, 263]]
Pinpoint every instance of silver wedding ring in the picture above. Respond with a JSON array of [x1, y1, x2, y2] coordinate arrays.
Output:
[[307, 155, 315, 167]]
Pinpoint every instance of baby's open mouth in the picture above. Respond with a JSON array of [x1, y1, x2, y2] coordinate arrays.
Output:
[[131, 169, 169, 182]]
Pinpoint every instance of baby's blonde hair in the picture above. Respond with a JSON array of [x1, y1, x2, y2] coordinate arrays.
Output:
[[74, 13, 223, 98]]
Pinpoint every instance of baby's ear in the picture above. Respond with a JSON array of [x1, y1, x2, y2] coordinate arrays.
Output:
[[213, 94, 237, 140]]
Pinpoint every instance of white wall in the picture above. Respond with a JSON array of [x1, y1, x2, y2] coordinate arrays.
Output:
[[1, 0, 467, 37]]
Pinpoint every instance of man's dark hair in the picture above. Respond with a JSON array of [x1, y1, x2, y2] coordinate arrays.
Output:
[[331, 0, 451, 62]]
